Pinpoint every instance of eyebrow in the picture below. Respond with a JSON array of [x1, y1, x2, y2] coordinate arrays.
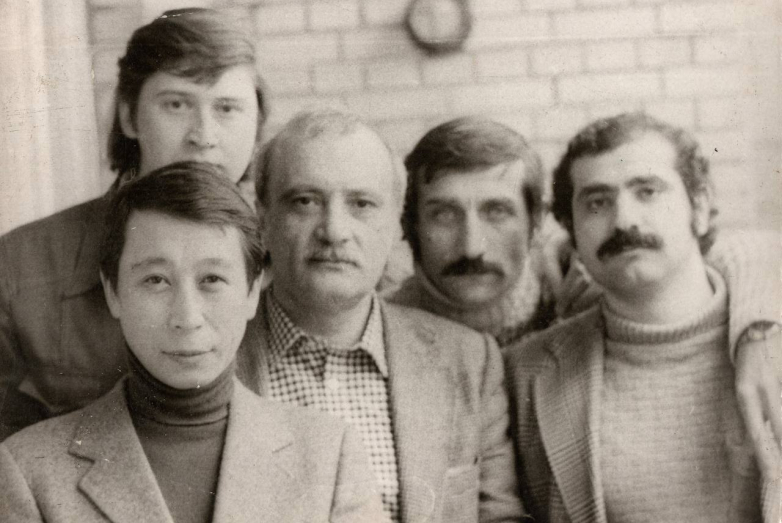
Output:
[[129, 257, 235, 271], [626, 175, 670, 189]]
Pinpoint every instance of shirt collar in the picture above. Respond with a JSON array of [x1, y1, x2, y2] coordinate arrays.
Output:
[[266, 290, 388, 377]]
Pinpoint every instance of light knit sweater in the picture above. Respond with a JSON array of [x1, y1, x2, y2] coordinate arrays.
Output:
[[600, 268, 763, 522]]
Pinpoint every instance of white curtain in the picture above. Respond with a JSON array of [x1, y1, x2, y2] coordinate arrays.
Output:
[[0, 0, 100, 235]]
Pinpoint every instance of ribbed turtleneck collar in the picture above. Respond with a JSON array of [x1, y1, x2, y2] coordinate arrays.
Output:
[[406, 256, 547, 342], [602, 266, 728, 345], [126, 350, 233, 426]]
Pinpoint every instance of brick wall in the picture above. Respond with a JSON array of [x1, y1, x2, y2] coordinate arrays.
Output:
[[88, 0, 781, 229]]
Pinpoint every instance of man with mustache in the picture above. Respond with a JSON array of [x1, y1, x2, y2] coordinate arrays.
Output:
[[0, 8, 267, 439], [236, 110, 527, 523], [505, 113, 780, 522], [389, 117, 561, 347]]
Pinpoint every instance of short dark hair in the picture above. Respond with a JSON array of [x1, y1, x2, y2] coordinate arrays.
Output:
[[552, 112, 717, 254], [108, 8, 268, 177], [401, 116, 546, 261], [100, 161, 265, 291]]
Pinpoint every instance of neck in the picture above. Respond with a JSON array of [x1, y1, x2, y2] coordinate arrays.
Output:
[[604, 255, 713, 324], [271, 286, 374, 347], [126, 350, 233, 426]]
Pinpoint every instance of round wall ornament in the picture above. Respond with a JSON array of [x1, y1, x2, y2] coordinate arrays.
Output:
[[405, 0, 473, 55]]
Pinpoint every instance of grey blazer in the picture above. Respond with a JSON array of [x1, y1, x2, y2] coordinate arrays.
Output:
[[0, 378, 384, 523], [237, 295, 528, 523]]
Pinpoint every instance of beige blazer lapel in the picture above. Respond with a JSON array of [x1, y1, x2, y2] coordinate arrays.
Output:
[[212, 382, 298, 523], [535, 309, 607, 523], [69, 382, 173, 523], [382, 304, 454, 523]]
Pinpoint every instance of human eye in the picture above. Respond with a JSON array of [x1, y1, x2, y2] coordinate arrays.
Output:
[[636, 185, 659, 201], [160, 96, 189, 113], [428, 205, 459, 225], [288, 193, 321, 213], [200, 274, 228, 291], [585, 195, 611, 213], [141, 274, 169, 290], [483, 202, 515, 222], [215, 100, 242, 116]]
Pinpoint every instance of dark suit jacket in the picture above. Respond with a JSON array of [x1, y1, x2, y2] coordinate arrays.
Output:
[[236, 295, 528, 523], [504, 233, 781, 523], [0, 378, 384, 523], [0, 196, 126, 439]]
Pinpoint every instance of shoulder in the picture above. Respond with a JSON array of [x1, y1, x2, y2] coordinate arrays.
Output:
[[2, 405, 86, 469], [0, 197, 108, 282], [504, 305, 602, 376]]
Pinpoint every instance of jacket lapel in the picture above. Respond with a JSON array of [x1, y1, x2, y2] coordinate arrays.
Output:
[[70, 381, 173, 523], [535, 308, 607, 523], [383, 304, 454, 523], [211, 381, 298, 523]]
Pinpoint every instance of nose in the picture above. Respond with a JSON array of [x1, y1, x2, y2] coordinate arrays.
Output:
[[613, 192, 642, 230], [186, 107, 219, 148], [316, 201, 351, 245], [460, 211, 487, 259], [168, 285, 204, 331]]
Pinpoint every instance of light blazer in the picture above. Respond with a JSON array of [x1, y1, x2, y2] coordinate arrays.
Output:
[[236, 295, 528, 523], [0, 378, 384, 523], [504, 231, 781, 523]]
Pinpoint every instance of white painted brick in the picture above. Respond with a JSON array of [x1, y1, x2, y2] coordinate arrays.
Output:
[[89, 0, 136, 6], [421, 54, 474, 85], [313, 62, 364, 93], [533, 141, 568, 174], [586, 99, 645, 120], [367, 60, 421, 89], [268, 95, 347, 128], [375, 119, 430, 153], [475, 49, 529, 79], [579, 0, 631, 6], [660, 3, 743, 34], [91, 7, 140, 44], [698, 130, 749, 161], [91, 46, 124, 85], [140, 0, 214, 22], [586, 40, 636, 71], [469, 0, 522, 15], [697, 97, 744, 130], [554, 8, 655, 39], [309, 0, 360, 31], [469, 14, 551, 49], [534, 106, 589, 140], [363, 0, 406, 25], [665, 67, 746, 97], [559, 72, 660, 103], [643, 100, 696, 129], [694, 35, 742, 64], [256, 33, 339, 68], [255, 3, 306, 34], [525, 0, 576, 11], [264, 68, 311, 95], [449, 80, 554, 113], [485, 113, 534, 138], [531, 45, 583, 76], [638, 38, 691, 68], [342, 27, 415, 59], [344, 90, 448, 120]]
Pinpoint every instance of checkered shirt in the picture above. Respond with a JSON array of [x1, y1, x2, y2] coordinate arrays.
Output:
[[266, 292, 399, 523]]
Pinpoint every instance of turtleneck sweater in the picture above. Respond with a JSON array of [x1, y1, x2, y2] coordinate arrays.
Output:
[[389, 257, 556, 347], [126, 351, 233, 523], [599, 267, 762, 522]]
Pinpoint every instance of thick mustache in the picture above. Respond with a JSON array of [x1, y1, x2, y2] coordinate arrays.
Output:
[[596, 227, 663, 260], [442, 256, 503, 277], [308, 250, 358, 265]]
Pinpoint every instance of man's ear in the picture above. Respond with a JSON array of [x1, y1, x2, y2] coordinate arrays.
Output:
[[100, 272, 123, 320], [244, 273, 263, 320], [691, 189, 712, 236], [118, 102, 138, 139]]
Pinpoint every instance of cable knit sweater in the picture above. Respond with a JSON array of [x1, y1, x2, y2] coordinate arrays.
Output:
[[600, 268, 763, 522]]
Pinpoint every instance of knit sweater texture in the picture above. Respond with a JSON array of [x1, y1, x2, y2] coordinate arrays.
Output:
[[126, 351, 232, 523], [600, 268, 762, 522]]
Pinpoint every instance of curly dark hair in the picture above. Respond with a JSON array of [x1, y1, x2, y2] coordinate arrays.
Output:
[[108, 8, 268, 179], [401, 116, 546, 261], [551, 112, 717, 254]]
